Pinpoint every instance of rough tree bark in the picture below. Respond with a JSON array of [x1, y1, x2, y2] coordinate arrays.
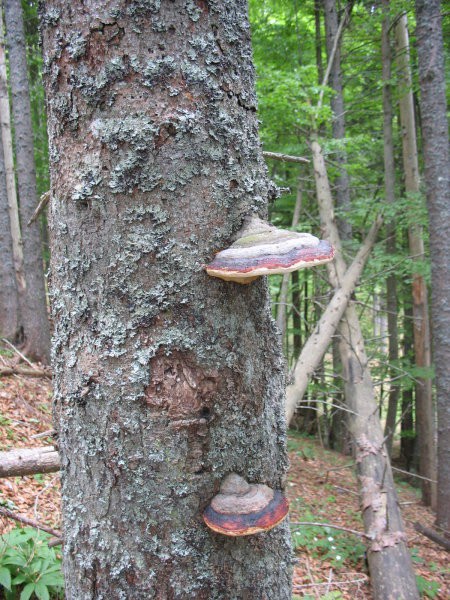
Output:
[[395, 13, 436, 507], [381, 0, 400, 457], [4, 0, 50, 362], [311, 137, 419, 599], [41, 1, 292, 598], [415, 0, 450, 536], [0, 124, 18, 339]]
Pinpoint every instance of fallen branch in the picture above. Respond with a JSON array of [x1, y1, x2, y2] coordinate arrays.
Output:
[[0, 366, 52, 378], [285, 215, 383, 425], [293, 574, 368, 591], [262, 150, 309, 164], [48, 536, 63, 548], [414, 522, 450, 551], [0, 506, 61, 538], [27, 191, 50, 226], [1, 338, 36, 368], [290, 521, 368, 539], [0, 446, 60, 478]]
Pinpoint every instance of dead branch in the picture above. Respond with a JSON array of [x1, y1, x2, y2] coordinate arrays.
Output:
[[27, 190, 50, 226], [0, 506, 61, 538], [0, 366, 52, 378], [1, 338, 36, 367], [262, 150, 309, 164], [48, 536, 63, 548], [414, 522, 450, 551], [290, 521, 368, 539], [0, 446, 60, 477], [285, 215, 383, 425]]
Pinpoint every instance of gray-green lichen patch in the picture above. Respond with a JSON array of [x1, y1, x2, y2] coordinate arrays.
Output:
[[72, 155, 103, 201], [66, 31, 87, 59], [141, 56, 177, 88], [71, 56, 128, 105], [184, 0, 202, 22]]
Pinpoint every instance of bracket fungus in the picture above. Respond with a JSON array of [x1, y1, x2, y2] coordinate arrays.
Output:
[[205, 216, 335, 284], [203, 473, 289, 536]]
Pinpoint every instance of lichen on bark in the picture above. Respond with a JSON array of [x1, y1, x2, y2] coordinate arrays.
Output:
[[41, 1, 292, 598]]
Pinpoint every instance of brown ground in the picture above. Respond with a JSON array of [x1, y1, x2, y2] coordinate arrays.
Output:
[[0, 355, 448, 599]]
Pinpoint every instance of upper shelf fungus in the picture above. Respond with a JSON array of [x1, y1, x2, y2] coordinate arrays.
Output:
[[205, 216, 335, 284], [203, 473, 289, 536]]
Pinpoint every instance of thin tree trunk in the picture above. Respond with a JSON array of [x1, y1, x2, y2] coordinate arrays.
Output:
[[0, 2, 25, 305], [311, 136, 419, 599], [395, 14, 436, 507], [381, 0, 400, 457], [415, 0, 450, 536], [314, 0, 324, 85], [291, 269, 301, 360], [276, 182, 302, 343], [401, 303, 415, 471], [323, 0, 352, 241], [0, 124, 18, 339], [4, 0, 50, 363], [41, 1, 292, 597], [285, 215, 382, 425]]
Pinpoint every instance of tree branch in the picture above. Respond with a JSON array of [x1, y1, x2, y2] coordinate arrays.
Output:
[[262, 150, 310, 164], [0, 446, 60, 478], [0, 506, 61, 538]]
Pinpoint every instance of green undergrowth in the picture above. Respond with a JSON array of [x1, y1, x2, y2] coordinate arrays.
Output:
[[0, 527, 63, 600]]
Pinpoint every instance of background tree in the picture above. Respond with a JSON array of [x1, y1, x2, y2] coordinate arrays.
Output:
[[395, 12, 436, 507], [4, 0, 50, 362], [0, 122, 18, 339], [41, 0, 292, 597], [415, 0, 450, 536]]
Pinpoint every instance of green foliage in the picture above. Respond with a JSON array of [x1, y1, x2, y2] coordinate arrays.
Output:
[[416, 575, 440, 599], [0, 527, 64, 599], [291, 516, 366, 568]]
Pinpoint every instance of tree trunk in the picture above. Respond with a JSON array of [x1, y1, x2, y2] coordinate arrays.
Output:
[[401, 303, 415, 471], [415, 0, 450, 536], [394, 14, 436, 507], [0, 124, 18, 339], [311, 136, 419, 599], [285, 216, 382, 425], [0, 2, 24, 325], [4, 0, 50, 363], [41, 1, 292, 598], [381, 0, 400, 457], [276, 182, 302, 345], [314, 0, 324, 85], [323, 0, 352, 241]]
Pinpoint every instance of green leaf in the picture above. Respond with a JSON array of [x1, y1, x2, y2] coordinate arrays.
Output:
[[20, 582, 36, 600], [12, 573, 29, 585], [0, 566, 12, 591], [39, 572, 64, 587], [35, 581, 50, 600]]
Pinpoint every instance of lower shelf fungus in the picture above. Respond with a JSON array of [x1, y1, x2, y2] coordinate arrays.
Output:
[[203, 473, 289, 536], [205, 215, 335, 284]]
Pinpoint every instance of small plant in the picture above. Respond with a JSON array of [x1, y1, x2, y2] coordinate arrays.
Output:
[[291, 517, 366, 568], [0, 527, 64, 599], [416, 575, 440, 599]]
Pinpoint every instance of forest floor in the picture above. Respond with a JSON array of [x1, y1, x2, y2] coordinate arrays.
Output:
[[0, 357, 448, 599]]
